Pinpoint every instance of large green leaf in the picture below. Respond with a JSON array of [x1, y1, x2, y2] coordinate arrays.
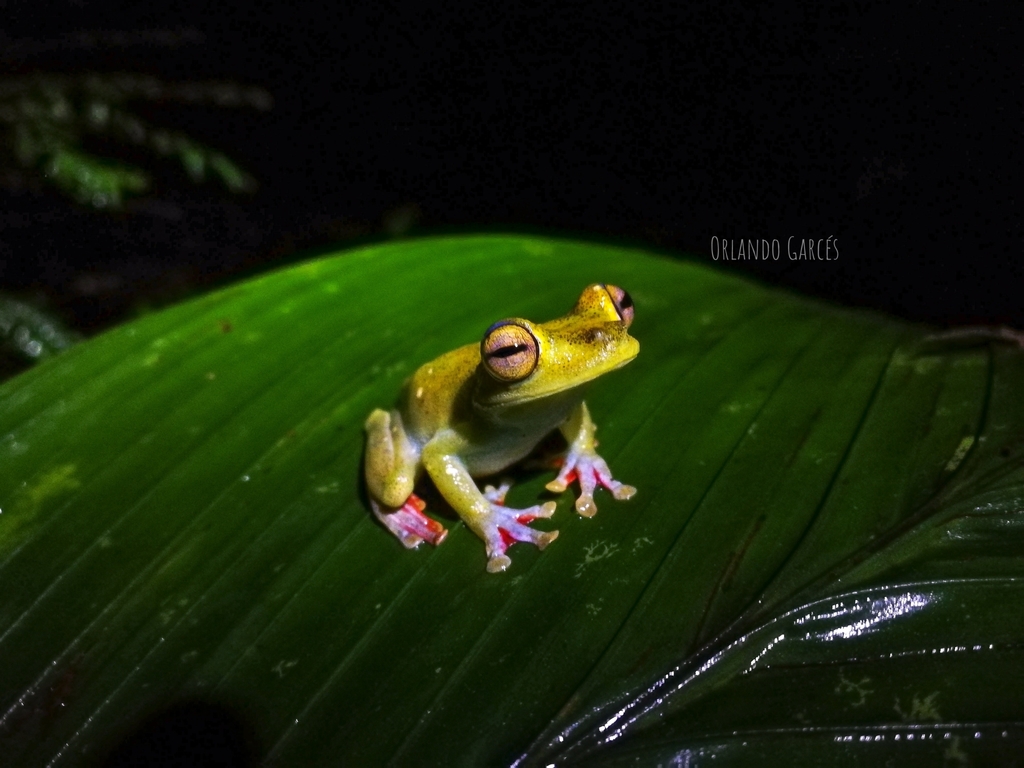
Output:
[[1, 235, 1022, 765]]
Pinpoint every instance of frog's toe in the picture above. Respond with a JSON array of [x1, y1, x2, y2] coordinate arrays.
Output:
[[487, 554, 512, 573], [515, 500, 557, 523], [611, 482, 637, 501], [495, 516, 558, 550], [483, 481, 513, 505], [508, 526, 558, 557], [575, 492, 598, 518], [545, 460, 577, 494], [536, 528, 559, 548], [371, 495, 448, 548]]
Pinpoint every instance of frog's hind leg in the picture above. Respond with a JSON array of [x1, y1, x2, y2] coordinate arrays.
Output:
[[365, 408, 448, 548]]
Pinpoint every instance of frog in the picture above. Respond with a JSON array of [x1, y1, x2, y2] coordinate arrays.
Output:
[[363, 283, 639, 573]]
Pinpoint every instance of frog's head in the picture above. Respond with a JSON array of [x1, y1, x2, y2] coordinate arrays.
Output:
[[475, 283, 639, 406]]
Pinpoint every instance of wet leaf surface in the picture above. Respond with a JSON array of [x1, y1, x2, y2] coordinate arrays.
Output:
[[1, 235, 1022, 765]]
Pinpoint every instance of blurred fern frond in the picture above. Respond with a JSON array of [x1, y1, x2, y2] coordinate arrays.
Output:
[[0, 72, 272, 208], [0, 292, 79, 360]]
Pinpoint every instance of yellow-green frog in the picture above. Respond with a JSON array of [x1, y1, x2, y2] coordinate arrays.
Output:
[[364, 283, 639, 572]]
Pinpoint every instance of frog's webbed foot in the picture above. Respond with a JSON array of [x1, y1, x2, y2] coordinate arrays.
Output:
[[545, 448, 636, 518], [475, 491, 558, 573], [371, 493, 448, 549]]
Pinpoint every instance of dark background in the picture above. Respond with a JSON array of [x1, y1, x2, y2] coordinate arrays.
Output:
[[2, 0, 1021, 337]]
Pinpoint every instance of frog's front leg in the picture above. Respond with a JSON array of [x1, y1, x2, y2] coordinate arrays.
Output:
[[364, 408, 448, 548], [422, 434, 558, 573], [546, 401, 636, 517]]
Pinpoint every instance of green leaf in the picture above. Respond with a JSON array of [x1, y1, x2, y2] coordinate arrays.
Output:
[[1, 235, 1022, 765]]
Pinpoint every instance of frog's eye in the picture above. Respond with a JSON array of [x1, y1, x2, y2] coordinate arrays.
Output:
[[481, 321, 539, 382], [604, 284, 635, 327]]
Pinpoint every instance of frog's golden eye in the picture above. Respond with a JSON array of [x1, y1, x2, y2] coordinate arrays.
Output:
[[481, 321, 539, 382], [604, 284, 635, 327]]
